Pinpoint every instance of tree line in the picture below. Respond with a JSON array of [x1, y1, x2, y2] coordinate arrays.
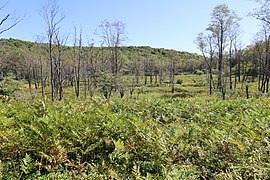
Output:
[[0, 0, 205, 101], [2, 0, 270, 100], [195, 1, 270, 98]]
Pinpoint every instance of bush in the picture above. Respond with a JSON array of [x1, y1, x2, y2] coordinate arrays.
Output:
[[194, 70, 204, 75], [176, 79, 183, 85], [1, 97, 270, 179]]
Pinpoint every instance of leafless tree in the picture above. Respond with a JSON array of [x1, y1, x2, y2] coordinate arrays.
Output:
[[251, 0, 270, 92], [128, 53, 142, 96], [73, 27, 83, 98], [257, 25, 270, 92], [168, 51, 177, 94], [252, 0, 270, 24], [195, 32, 215, 95], [35, 37, 48, 99], [0, 2, 23, 35], [86, 41, 97, 97], [40, 0, 65, 101], [95, 19, 127, 99], [0, 2, 23, 80], [228, 23, 241, 89], [95, 19, 127, 74], [53, 31, 68, 100]]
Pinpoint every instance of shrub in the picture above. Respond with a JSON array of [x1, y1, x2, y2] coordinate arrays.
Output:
[[194, 69, 204, 75], [176, 79, 183, 85], [1, 97, 270, 179]]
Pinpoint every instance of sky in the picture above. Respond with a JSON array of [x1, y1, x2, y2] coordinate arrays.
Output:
[[0, 0, 261, 53]]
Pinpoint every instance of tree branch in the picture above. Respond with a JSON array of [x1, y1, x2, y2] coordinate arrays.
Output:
[[0, 2, 24, 35]]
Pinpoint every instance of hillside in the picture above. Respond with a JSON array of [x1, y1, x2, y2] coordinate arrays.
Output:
[[1, 39, 270, 179], [0, 38, 204, 77]]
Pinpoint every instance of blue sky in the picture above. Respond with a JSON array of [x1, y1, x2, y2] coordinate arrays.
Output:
[[1, 0, 260, 53]]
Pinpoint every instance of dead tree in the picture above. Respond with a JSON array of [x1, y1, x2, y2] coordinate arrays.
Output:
[[40, 0, 65, 101], [0, 2, 23, 35], [53, 31, 68, 100], [168, 51, 176, 94], [95, 19, 127, 74], [195, 32, 215, 95], [73, 28, 83, 98]]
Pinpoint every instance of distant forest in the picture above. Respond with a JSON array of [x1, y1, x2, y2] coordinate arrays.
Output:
[[1, 0, 270, 100], [0, 38, 204, 100]]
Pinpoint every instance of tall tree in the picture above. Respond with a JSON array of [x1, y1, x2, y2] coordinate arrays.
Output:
[[73, 27, 83, 98], [35, 36, 48, 99], [168, 51, 177, 94], [195, 32, 215, 95], [259, 25, 270, 92], [252, 0, 270, 24], [252, 0, 270, 92], [95, 19, 127, 74], [95, 19, 127, 99], [53, 31, 68, 100], [85, 42, 96, 97], [207, 4, 240, 90], [40, 0, 65, 101], [228, 23, 241, 89]]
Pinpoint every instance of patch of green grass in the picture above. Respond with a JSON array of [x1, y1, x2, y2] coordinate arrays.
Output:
[[2, 74, 270, 178], [1, 94, 270, 178]]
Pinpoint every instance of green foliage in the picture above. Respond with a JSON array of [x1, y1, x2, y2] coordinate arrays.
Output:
[[1, 95, 270, 179], [20, 153, 36, 175], [194, 69, 204, 75], [0, 77, 20, 101], [176, 79, 183, 85], [0, 38, 204, 77]]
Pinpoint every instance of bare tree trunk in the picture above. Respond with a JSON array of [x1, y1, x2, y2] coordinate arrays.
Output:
[[49, 38, 55, 101], [154, 69, 158, 84], [169, 55, 175, 94], [76, 29, 83, 98], [237, 58, 241, 82], [222, 87, 226, 100], [73, 30, 77, 94], [258, 59, 262, 91], [41, 66, 45, 99], [150, 70, 153, 85], [27, 68, 32, 95], [33, 66, 38, 89], [234, 72, 237, 89], [209, 68, 213, 95], [159, 70, 163, 85], [144, 59, 147, 85], [135, 69, 139, 85], [144, 75, 147, 85], [41, 0, 65, 101], [58, 55, 63, 101], [195, 33, 215, 95], [246, 84, 249, 99], [217, 46, 223, 90], [229, 52, 232, 90], [73, 28, 83, 98], [84, 79, 87, 99]]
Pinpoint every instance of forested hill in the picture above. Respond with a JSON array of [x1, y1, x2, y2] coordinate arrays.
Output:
[[0, 38, 204, 77]]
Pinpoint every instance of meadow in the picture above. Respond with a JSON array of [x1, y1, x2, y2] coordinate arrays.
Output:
[[1, 74, 270, 179]]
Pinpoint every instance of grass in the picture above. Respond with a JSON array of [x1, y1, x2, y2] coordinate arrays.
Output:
[[1, 74, 270, 179]]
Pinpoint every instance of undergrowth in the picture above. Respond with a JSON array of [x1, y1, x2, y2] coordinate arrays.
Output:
[[1, 96, 270, 179]]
